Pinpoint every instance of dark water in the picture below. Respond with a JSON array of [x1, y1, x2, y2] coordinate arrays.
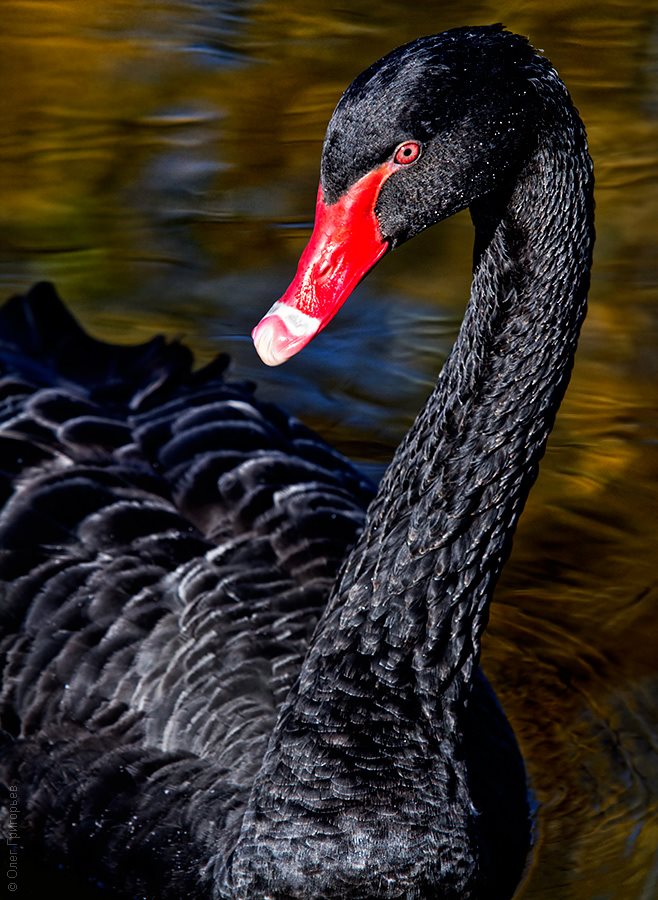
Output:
[[1, 2, 658, 897]]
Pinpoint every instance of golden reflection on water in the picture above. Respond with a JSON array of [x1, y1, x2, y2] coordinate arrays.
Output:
[[1, 2, 658, 898]]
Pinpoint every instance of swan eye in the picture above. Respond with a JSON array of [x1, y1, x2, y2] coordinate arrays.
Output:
[[393, 141, 422, 165]]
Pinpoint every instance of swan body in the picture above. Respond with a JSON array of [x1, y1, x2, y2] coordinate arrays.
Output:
[[0, 25, 593, 899]]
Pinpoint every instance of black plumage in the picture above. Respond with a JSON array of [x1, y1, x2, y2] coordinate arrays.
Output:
[[0, 25, 594, 899]]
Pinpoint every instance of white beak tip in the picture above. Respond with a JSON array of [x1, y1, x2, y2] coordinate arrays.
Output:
[[251, 304, 322, 366]]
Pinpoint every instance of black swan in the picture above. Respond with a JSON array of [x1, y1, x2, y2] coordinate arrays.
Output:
[[0, 25, 593, 900]]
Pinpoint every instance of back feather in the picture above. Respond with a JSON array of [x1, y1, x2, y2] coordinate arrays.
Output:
[[0, 283, 373, 898]]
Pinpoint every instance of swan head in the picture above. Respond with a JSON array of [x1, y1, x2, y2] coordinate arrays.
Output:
[[252, 25, 548, 365], [252, 25, 541, 367]]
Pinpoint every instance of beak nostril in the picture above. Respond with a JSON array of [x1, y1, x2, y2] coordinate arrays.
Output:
[[316, 259, 332, 278]]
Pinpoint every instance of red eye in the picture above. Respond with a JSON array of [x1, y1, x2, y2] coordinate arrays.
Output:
[[394, 141, 422, 165]]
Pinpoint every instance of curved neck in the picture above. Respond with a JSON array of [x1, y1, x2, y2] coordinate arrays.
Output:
[[303, 94, 593, 721], [229, 77, 594, 896]]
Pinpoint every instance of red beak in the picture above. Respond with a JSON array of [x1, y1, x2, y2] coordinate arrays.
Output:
[[252, 163, 395, 366]]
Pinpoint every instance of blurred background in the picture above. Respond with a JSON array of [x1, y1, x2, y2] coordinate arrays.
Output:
[[1, 1, 657, 897]]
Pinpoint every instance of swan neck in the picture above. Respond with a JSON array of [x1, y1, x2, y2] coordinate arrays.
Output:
[[330, 105, 594, 702]]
